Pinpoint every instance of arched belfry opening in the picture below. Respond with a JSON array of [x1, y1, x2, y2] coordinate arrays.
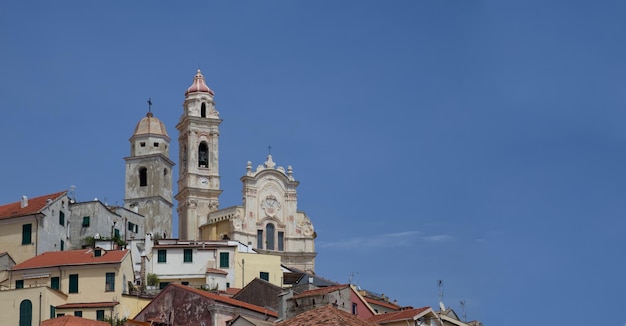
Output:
[[201, 102, 207, 118], [198, 142, 208, 167]]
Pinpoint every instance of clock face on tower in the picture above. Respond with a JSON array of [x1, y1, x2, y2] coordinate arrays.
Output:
[[198, 177, 209, 186]]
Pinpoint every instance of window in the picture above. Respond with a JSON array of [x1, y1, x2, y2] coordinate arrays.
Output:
[[114, 229, 120, 238], [139, 167, 147, 187], [134, 224, 139, 233], [352, 302, 358, 315], [157, 249, 167, 263], [69, 274, 78, 293], [266, 223, 275, 250], [184, 249, 193, 263], [51, 277, 60, 290], [16, 280, 24, 289], [56, 313, 65, 317], [219, 252, 229, 268], [154, 142, 159, 147], [22, 224, 31, 245], [260, 272, 269, 281], [226, 282, 230, 288], [96, 310, 105, 321], [60, 239, 64, 251], [159, 282, 170, 289], [74, 311, 82, 317], [49, 305, 55, 319], [181, 281, 189, 286], [128, 222, 134, 232], [105, 272, 115, 292], [201, 102, 207, 117], [257, 230, 263, 249], [59, 211, 65, 226], [82, 216, 90, 227], [19, 300, 32, 326], [278, 231, 284, 251], [140, 142, 146, 147], [198, 142, 208, 167], [94, 249, 102, 257]]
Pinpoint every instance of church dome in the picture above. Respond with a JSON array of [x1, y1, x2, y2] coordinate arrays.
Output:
[[133, 112, 169, 138], [185, 69, 214, 96]]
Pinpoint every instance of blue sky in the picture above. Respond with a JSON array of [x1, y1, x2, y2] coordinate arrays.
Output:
[[1, 1, 625, 324]]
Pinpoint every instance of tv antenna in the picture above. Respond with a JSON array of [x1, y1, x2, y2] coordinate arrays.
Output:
[[459, 300, 467, 321], [437, 280, 444, 303]]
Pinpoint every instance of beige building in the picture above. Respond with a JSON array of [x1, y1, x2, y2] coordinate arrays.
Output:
[[0, 191, 70, 265], [2, 248, 142, 323]]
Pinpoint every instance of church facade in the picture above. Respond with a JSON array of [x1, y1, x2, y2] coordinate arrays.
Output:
[[125, 70, 316, 272]]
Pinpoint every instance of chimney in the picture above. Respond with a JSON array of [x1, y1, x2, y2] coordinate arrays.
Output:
[[20, 196, 28, 208]]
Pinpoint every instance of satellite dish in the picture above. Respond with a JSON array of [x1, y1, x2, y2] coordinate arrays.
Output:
[[439, 301, 446, 311]]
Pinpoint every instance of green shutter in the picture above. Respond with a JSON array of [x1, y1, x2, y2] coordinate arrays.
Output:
[[82, 216, 90, 227], [60, 239, 65, 251], [158, 250, 167, 263], [59, 211, 65, 226], [260, 272, 269, 281], [22, 224, 32, 245], [19, 300, 32, 326], [105, 272, 115, 292], [114, 228, 120, 238], [16, 280, 24, 289], [184, 249, 192, 262], [219, 252, 229, 268], [51, 277, 60, 290], [49, 305, 55, 319], [96, 310, 105, 321], [69, 274, 78, 293]]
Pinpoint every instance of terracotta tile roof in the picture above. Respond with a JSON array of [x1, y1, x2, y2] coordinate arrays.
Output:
[[225, 287, 241, 295], [276, 304, 379, 326], [0, 191, 66, 220], [12, 249, 128, 270], [367, 306, 430, 323], [169, 284, 277, 317], [42, 315, 110, 326], [291, 284, 350, 299], [206, 267, 228, 275], [55, 301, 119, 309], [364, 297, 402, 310], [124, 320, 151, 326]]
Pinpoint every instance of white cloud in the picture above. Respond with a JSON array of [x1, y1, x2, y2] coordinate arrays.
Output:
[[317, 230, 453, 250]]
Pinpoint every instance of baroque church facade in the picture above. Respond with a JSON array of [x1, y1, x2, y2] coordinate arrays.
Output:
[[124, 70, 316, 272]]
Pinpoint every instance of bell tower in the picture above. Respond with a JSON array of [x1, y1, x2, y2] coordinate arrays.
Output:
[[124, 110, 174, 237], [175, 69, 222, 240]]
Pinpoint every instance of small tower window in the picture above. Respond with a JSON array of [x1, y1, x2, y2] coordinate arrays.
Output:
[[140, 142, 146, 147], [198, 142, 208, 167], [201, 103, 207, 118], [139, 167, 147, 187], [154, 142, 159, 147]]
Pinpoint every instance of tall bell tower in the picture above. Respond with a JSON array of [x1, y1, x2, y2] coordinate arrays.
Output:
[[175, 70, 222, 240], [124, 110, 174, 237]]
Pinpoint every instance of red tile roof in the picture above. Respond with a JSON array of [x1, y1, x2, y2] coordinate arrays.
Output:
[[367, 307, 431, 323], [169, 284, 277, 317], [291, 284, 350, 299], [42, 315, 110, 326], [12, 249, 128, 270], [207, 267, 228, 275], [55, 302, 119, 309], [276, 304, 378, 326], [0, 191, 67, 220], [364, 297, 402, 310]]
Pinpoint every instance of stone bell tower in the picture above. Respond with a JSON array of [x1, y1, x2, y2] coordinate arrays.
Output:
[[124, 110, 175, 237], [175, 70, 222, 240]]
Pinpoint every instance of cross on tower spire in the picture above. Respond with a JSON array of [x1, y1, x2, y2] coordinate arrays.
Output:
[[267, 145, 272, 155], [147, 98, 152, 113]]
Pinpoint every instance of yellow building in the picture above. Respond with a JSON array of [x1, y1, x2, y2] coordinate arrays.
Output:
[[234, 251, 283, 288], [1, 248, 146, 324], [0, 191, 69, 265]]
